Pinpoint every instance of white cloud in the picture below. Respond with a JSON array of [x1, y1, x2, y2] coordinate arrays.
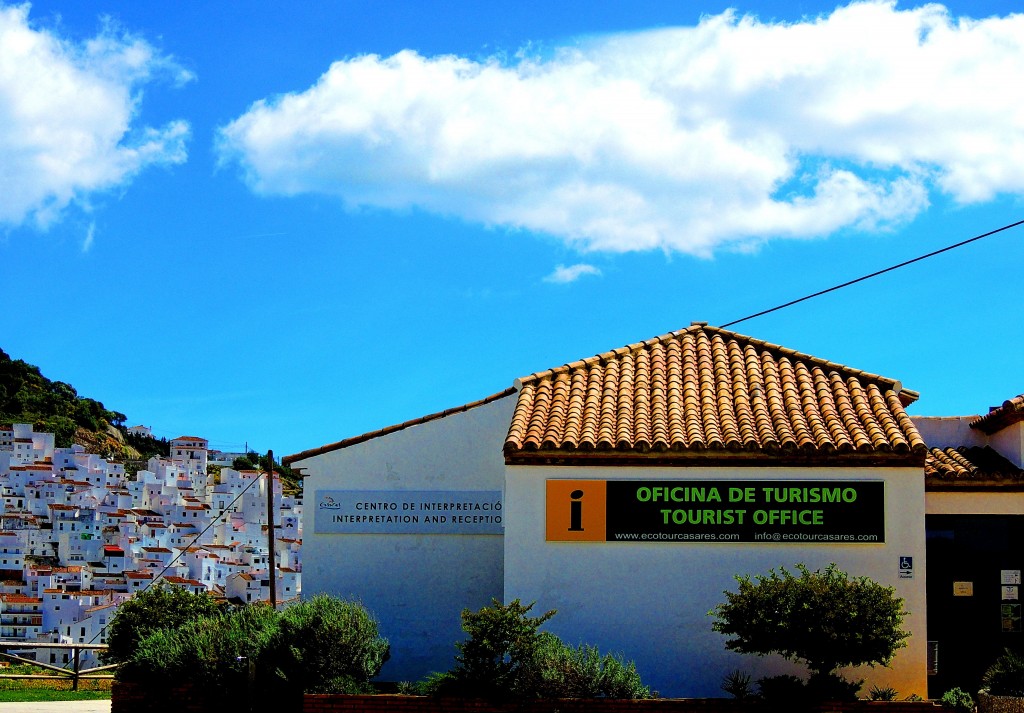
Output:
[[544, 263, 602, 284], [81, 222, 95, 253], [0, 5, 191, 230], [217, 1, 1024, 255]]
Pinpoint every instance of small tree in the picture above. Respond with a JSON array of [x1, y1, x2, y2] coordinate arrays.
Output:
[[443, 598, 555, 698], [104, 584, 221, 665], [710, 563, 909, 680], [232, 455, 257, 470]]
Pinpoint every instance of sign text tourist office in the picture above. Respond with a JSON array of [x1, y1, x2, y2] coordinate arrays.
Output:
[[546, 479, 884, 543]]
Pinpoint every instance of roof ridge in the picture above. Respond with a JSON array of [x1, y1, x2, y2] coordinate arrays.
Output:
[[971, 393, 1024, 433], [515, 322, 914, 400]]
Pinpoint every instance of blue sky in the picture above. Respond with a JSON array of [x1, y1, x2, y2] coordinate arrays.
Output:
[[1, 0, 1022, 457]]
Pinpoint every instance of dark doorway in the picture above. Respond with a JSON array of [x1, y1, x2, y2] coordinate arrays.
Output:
[[926, 515, 1023, 698]]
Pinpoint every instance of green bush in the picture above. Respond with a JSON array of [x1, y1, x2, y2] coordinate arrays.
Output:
[[805, 672, 862, 702], [754, 672, 861, 707], [534, 638, 650, 699], [272, 594, 390, 695], [120, 596, 389, 702], [983, 648, 1024, 697], [756, 674, 807, 705], [710, 563, 909, 679], [940, 687, 974, 712], [423, 599, 651, 700], [104, 584, 221, 665], [119, 603, 279, 693]]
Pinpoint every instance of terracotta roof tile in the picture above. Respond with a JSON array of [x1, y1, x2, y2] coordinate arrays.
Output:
[[505, 323, 926, 465], [971, 394, 1024, 434], [925, 446, 1024, 489]]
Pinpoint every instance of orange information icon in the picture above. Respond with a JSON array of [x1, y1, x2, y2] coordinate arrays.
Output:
[[545, 480, 606, 541]]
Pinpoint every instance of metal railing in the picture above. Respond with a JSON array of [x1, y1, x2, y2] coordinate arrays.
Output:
[[0, 641, 116, 691]]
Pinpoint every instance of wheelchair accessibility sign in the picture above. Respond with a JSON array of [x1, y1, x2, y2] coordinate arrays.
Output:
[[899, 556, 914, 579]]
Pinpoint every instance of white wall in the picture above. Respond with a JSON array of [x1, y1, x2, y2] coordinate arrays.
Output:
[[504, 464, 928, 699], [294, 394, 515, 682], [989, 423, 1024, 468], [912, 417, 986, 449]]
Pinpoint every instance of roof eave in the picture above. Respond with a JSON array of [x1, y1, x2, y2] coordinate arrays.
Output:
[[504, 449, 927, 469]]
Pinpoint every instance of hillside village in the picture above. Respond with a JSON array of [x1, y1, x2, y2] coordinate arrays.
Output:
[[0, 423, 302, 669]]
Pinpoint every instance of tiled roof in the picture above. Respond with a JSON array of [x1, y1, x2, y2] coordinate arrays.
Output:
[[971, 394, 1024, 434], [925, 446, 1024, 489], [505, 323, 926, 465], [163, 576, 202, 586]]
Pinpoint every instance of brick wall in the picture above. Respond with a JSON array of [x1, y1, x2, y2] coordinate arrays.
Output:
[[115, 683, 943, 713], [303, 695, 942, 713], [112, 681, 212, 713], [112, 680, 295, 713]]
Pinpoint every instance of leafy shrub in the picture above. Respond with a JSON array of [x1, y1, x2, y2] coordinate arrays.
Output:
[[805, 672, 862, 702], [983, 648, 1024, 697], [120, 596, 389, 703], [756, 674, 808, 706], [710, 563, 909, 678], [271, 594, 390, 695], [423, 598, 651, 700], [119, 602, 280, 695], [534, 638, 651, 699], [104, 584, 221, 665], [755, 672, 861, 706], [418, 670, 459, 696], [940, 687, 975, 712]]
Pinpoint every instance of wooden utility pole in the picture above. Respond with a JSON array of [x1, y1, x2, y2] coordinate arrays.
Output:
[[266, 449, 277, 609]]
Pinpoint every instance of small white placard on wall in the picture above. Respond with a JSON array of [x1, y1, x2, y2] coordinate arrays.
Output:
[[315, 489, 503, 534], [953, 581, 974, 597], [1003, 586, 1019, 601], [1001, 570, 1021, 585]]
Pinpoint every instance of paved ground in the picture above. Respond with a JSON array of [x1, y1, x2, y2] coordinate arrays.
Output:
[[0, 702, 110, 712]]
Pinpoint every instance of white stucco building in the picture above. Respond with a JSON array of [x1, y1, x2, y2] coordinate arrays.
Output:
[[0, 424, 303, 658], [288, 321, 1023, 699]]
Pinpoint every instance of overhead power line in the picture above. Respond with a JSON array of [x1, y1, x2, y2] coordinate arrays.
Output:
[[721, 218, 1024, 328]]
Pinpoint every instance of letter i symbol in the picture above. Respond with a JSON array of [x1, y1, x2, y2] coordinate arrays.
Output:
[[569, 489, 584, 531]]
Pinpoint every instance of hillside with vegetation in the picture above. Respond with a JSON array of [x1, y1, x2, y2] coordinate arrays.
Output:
[[0, 347, 169, 462], [0, 347, 301, 490]]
